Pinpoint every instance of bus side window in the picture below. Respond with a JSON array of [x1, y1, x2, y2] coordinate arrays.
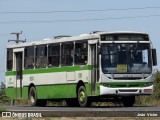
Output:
[[35, 45, 47, 68], [24, 47, 34, 69], [7, 49, 13, 71], [48, 44, 60, 67], [61, 42, 74, 66], [75, 42, 88, 65]]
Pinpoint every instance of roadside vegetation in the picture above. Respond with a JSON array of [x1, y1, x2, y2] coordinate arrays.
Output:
[[0, 71, 160, 106], [135, 70, 160, 106], [0, 82, 10, 105]]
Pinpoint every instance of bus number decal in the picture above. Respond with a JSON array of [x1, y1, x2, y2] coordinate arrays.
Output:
[[117, 64, 127, 73]]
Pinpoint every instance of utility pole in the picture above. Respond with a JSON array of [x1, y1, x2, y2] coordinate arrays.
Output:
[[8, 31, 26, 43]]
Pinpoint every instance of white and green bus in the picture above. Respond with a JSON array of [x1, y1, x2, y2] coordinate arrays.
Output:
[[5, 31, 157, 107]]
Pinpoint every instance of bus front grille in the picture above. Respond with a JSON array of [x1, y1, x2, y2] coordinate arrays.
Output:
[[114, 77, 143, 80], [118, 89, 138, 92]]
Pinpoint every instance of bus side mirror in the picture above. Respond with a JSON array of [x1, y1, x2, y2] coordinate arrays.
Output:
[[152, 49, 157, 66]]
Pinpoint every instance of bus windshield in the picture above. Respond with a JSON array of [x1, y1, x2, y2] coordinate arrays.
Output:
[[101, 43, 152, 74]]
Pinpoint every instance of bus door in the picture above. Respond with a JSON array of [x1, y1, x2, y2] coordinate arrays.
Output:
[[89, 40, 98, 95], [14, 49, 24, 99]]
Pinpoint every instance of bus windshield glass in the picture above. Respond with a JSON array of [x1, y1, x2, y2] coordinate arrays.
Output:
[[101, 43, 152, 74]]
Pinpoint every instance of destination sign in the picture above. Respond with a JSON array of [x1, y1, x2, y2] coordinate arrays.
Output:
[[101, 34, 149, 41]]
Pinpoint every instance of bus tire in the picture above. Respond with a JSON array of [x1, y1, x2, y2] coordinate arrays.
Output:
[[29, 87, 41, 106], [122, 96, 135, 107], [77, 85, 91, 107]]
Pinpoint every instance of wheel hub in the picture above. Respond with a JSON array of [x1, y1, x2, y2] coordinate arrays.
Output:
[[79, 91, 86, 103]]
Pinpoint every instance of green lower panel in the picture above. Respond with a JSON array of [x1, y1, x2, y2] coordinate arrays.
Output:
[[35, 86, 48, 99], [46, 84, 77, 99], [6, 87, 16, 99], [6, 87, 28, 99], [42, 83, 91, 99], [6, 83, 90, 100], [23, 87, 29, 99]]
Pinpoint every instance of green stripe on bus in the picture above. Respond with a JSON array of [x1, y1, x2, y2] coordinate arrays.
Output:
[[5, 71, 16, 76], [5, 65, 92, 76], [100, 82, 153, 88]]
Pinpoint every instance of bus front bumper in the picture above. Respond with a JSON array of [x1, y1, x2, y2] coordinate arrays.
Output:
[[100, 85, 153, 96]]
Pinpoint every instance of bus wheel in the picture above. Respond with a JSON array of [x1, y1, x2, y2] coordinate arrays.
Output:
[[77, 86, 91, 107], [29, 87, 40, 106], [122, 96, 135, 107]]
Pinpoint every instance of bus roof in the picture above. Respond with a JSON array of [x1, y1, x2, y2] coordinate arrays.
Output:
[[7, 31, 149, 49]]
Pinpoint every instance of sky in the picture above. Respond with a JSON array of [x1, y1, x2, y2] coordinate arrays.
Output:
[[0, 0, 160, 82]]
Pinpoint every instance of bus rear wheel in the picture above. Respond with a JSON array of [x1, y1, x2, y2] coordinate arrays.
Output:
[[29, 87, 47, 107], [77, 86, 91, 107], [122, 96, 135, 107]]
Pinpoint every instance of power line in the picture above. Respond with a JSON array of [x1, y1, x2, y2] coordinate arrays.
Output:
[[0, 14, 160, 24], [0, 6, 160, 14]]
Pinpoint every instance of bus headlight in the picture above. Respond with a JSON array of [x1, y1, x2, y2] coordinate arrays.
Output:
[[144, 89, 152, 93]]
